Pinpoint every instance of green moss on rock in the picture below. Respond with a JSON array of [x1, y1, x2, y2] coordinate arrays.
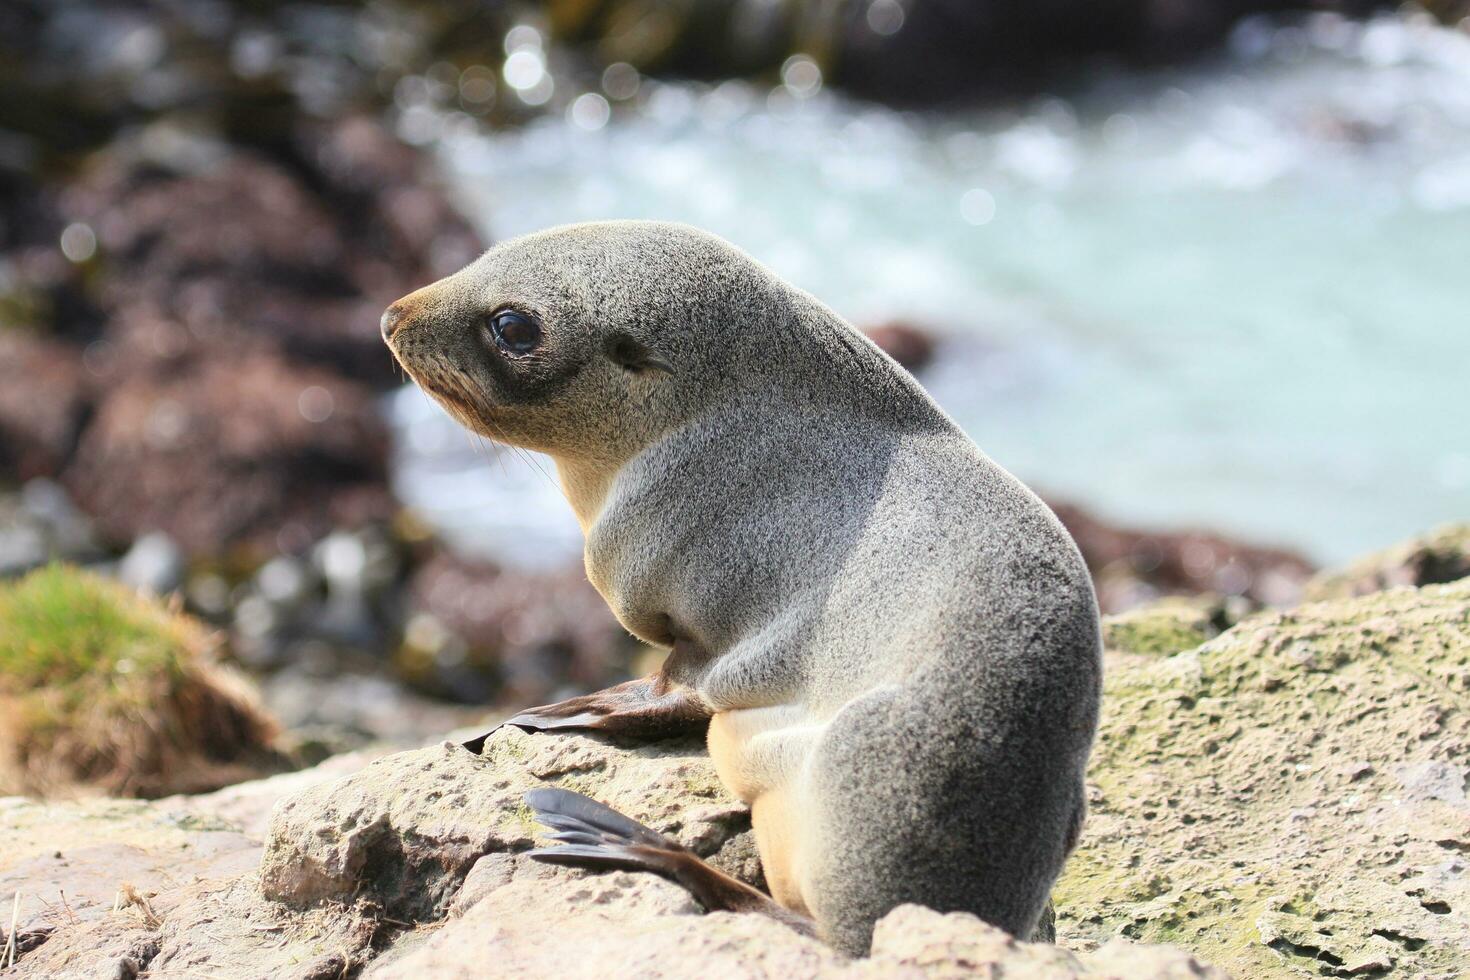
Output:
[[0, 564, 284, 798], [1101, 596, 1233, 658]]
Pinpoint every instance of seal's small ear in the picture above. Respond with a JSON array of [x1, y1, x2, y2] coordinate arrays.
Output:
[[605, 333, 673, 374]]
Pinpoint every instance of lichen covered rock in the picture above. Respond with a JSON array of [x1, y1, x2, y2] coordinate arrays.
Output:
[[1303, 523, 1470, 601], [1101, 595, 1235, 659], [1058, 580, 1470, 977]]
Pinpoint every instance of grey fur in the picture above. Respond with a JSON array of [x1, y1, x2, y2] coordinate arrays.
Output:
[[383, 220, 1102, 955]]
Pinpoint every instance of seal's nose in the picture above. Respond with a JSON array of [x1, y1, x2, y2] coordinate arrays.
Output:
[[380, 302, 407, 344]]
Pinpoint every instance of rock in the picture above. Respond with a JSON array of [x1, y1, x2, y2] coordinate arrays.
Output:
[[14, 872, 386, 980], [62, 353, 394, 559], [868, 906, 1229, 978], [1303, 523, 1470, 601], [0, 22, 486, 564], [0, 480, 104, 577], [56, 139, 475, 391], [367, 882, 1224, 978], [22, 549, 1470, 976], [0, 745, 407, 978], [258, 728, 751, 919], [156, 748, 397, 841], [862, 321, 936, 372], [117, 531, 184, 595], [828, 0, 1306, 105], [1046, 500, 1316, 613], [0, 332, 90, 483], [1056, 579, 1470, 977], [1101, 594, 1236, 661], [0, 797, 263, 951], [544, 0, 1380, 107], [5, 714, 1225, 977], [257, 670, 491, 751], [399, 550, 642, 705]]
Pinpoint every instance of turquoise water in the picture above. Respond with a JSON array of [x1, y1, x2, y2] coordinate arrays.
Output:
[[389, 13, 1469, 568]]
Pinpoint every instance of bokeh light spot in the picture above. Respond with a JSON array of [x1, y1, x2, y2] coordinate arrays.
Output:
[[504, 25, 543, 55], [503, 50, 545, 92], [60, 223, 97, 263], [569, 93, 611, 131], [781, 55, 822, 99], [602, 62, 640, 101], [959, 188, 996, 225], [867, 0, 906, 36], [298, 385, 335, 423], [459, 65, 496, 106]]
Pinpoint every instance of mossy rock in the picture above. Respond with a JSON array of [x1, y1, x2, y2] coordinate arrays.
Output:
[[1057, 580, 1470, 976], [1303, 523, 1470, 602], [0, 564, 284, 798], [1101, 595, 1235, 659]]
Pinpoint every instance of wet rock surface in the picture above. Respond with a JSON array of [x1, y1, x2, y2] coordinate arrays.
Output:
[[861, 321, 937, 372], [540, 0, 1383, 106], [0, 333, 90, 483], [10, 119, 481, 560]]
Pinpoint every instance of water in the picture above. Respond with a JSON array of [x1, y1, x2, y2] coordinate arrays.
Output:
[[388, 12, 1470, 569]]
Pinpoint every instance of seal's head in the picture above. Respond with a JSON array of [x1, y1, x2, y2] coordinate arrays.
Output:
[[382, 220, 784, 466]]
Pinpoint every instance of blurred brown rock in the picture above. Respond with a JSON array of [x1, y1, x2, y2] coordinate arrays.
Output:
[[0, 332, 90, 481], [64, 354, 393, 560], [0, 114, 484, 560], [402, 549, 641, 706], [301, 116, 484, 280], [57, 120, 480, 390], [863, 321, 936, 372], [1047, 499, 1315, 613]]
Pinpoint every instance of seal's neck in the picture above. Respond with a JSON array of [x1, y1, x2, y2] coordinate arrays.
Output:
[[554, 456, 618, 532]]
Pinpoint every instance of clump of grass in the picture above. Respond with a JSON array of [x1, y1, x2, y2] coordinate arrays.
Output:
[[0, 564, 283, 798]]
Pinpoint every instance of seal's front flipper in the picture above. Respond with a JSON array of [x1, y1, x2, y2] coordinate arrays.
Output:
[[515, 675, 713, 736], [461, 676, 711, 753], [524, 787, 815, 937]]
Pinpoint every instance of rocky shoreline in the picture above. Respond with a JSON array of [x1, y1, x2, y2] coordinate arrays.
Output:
[[4, 5, 1467, 974], [4, 537, 1466, 977]]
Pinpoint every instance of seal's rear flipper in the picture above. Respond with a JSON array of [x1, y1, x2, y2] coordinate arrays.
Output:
[[524, 787, 815, 937], [463, 676, 712, 753]]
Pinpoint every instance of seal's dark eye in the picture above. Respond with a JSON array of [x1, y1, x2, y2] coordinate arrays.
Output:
[[488, 310, 541, 355]]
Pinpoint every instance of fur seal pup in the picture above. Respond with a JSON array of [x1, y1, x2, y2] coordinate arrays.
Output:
[[381, 220, 1102, 954]]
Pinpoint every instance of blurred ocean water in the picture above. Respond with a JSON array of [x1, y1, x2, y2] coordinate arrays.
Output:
[[388, 12, 1470, 568]]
